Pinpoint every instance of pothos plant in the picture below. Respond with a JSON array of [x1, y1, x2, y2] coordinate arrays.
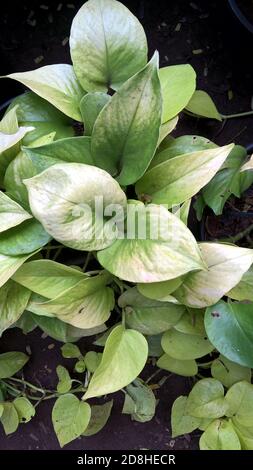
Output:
[[0, 0, 253, 450]]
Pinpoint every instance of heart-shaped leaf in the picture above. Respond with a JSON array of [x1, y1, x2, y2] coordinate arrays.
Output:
[[83, 325, 148, 399], [52, 394, 91, 447], [83, 400, 113, 436], [0, 403, 19, 435], [211, 355, 251, 388], [159, 64, 196, 122], [0, 351, 29, 378], [200, 419, 241, 450], [98, 203, 205, 282], [171, 396, 201, 438], [185, 90, 221, 121], [225, 381, 253, 426], [5, 65, 84, 120], [91, 53, 162, 185], [205, 301, 253, 368], [186, 378, 228, 419], [24, 162, 127, 251], [13, 397, 35, 423], [0, 280, 31, 336], [174, 243, 253, 308], [135, 144, 234, 207], [70, 0, 147, 92]]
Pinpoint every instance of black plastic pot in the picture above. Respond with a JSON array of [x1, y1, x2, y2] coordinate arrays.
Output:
[[228, 0, 253, 34]]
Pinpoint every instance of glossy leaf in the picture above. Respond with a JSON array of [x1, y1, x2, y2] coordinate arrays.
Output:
[[185, 90, 221, 120], [52, 394, 91, 447], [25, 162, 127, 251], [0, 280, 31, 336], [98, 203, 205, 283], [171, 396, 201, 438], [0, 219, 51, 256], [136, 144, 233, 207], [186, 378, 228, 419], [161, 329, 214, 360], [83, 400, 113, 436], [159, 64, 196, 122], [174, 243, 253, 308], [91, 53, 162, 185], [157, 354, 198, 377], [227, 265, 253, 301], [0, 351, 28, 378], [83, 325, 148, 399], [211, 355, 251, 388], [70, 0, 147, 92], [80, 93, 111, 135], [5, 65, 84, 120], [205, 300, 253, 368], [0, 191, 32, 233]]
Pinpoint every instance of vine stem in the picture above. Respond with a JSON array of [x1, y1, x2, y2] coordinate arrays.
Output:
[[82, 252, 92, 271], [221, 223, 253, 244], [6, 377, 54, 394], [221, 110, 253, 119]]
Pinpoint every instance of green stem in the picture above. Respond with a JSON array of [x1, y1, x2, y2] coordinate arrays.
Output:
[[82, 252, 92, 272], [52, 246, 63, 261], [221, 223, 253, 244], [121, 309, 126, 328], [7, 377, 54, 394], [145, 369, 163, 385], [221, 110, 253, 119]]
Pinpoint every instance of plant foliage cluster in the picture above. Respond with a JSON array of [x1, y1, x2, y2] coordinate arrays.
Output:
[[0, 0, 253, 449]]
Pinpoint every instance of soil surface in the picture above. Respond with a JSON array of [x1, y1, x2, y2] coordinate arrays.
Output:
[[0, 0, 253, 451]]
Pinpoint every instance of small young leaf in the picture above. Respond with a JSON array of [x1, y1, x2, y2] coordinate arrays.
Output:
[[61, 343, 81, 359], [13, 397, 35, 423], [56, 366, 72, 394], [74, 359, 86, 373], [185, 90, 221, 121], [84, 351, 102, 373], [52, 394, 91, 447]]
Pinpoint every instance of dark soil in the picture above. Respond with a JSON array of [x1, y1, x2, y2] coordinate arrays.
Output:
[[0, 0, 253, 450], [237, 0, 253, 24]]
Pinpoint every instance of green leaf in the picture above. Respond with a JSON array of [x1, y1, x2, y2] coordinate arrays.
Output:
[[98, 203, 205, 283], [137, 278, 183, 301], [211, 355, 251, 388], [0, 191, 32, 233], [0, 402, 19, 435], [232, 418, 253, 450], [174, 309, 206, 336], [5, 65, 84, 120], [13, 397, 35, 423], [119, 287, 185, 335], [202, 145, 248, 215], [83, 325, 148, 399], [205, 300, 253, 368], [80, 93, 111, 135], [0, 125, 34, 154], [0, 106, 21, 185], [75, 359, 86, 373], [28, 273, 114, 329], [135, 144, 233, 207], [56, 366, 72, 394], [157, 354, 198, 377], [122, 378, 156, 423], [150, 135, 216, 169], [24, 162, 127, 251], [174, 243, 253, 308], [0, 351, 28, 378], [15, 310, 37, 334], [33, 315, 106, 343], [174, 199, 191, 226], [0, 404, 3, 418], [225, 381, 253, 426], [186, 378, 228, 419], [200, 419, 241, 450], [0, 251, 39, 288], [23, 136, 93, 167], [61, 343, 81, 359], [0, 280, 31, 336], [0, 219, 51, 256], [70, 0, 147, 92], [8, 92, 74, 145], [12, 260, 87, 299], [85, 351, 102, 373], [161, 329, 214, 360], [185, 90, 221, 121], [171, 396, 201, 437], [83, 400, 113, 437], [159, 64, 196, 122], [227, 265, 253, 301], [91, 53, 162, 185], [146, 334, 163, 357], [52, 394, 91, 447], [158, 117, 178, 146]]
